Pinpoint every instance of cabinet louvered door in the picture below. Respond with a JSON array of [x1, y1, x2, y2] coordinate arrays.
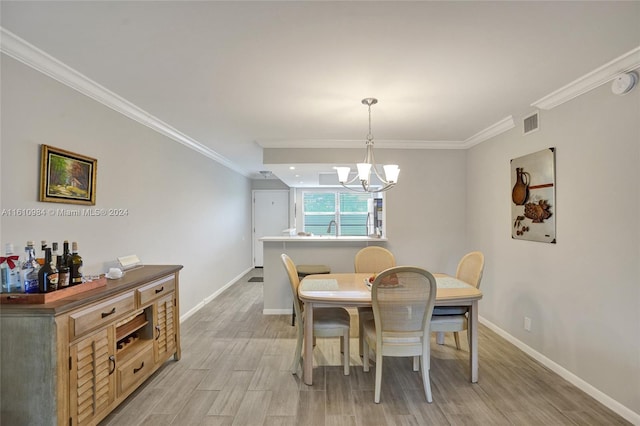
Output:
[[69, 327, 115, 426], [154, 294, 176, 362]]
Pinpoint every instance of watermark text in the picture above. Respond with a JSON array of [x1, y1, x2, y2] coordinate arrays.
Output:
[[2, 208, 129, 217]]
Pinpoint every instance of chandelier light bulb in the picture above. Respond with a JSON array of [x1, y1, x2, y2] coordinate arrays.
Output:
[[383, 165, 400, 183], [357, 163, 372, 183], [336, 167, 351, 183]]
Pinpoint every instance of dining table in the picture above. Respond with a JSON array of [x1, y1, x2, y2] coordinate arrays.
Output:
[[298, 272, 483, 386]]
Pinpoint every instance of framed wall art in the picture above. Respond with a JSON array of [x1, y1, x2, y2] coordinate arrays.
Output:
[[40, 145, 97, 205], [511, 148, 556, 243]]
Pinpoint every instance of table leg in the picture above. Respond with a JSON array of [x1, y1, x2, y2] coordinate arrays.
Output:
[[469, 300, 479, 383], [303, 302, 314, 385]]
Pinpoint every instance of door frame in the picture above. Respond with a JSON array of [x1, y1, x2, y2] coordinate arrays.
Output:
[[252, 189, 293, 267]]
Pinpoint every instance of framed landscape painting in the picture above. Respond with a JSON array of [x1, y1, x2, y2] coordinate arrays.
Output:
[[40, 145, 97, 205]]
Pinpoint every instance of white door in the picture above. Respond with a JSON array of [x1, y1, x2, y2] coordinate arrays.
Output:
[[253, 190, 290, 267]]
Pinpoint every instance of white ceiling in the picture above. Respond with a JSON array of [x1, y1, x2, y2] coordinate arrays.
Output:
[[2, 1, 639, 186]]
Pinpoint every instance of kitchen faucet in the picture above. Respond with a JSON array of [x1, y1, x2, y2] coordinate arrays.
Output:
[[327, 220, 337, 235]]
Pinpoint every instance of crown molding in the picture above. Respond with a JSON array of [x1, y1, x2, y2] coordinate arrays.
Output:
[[256, 139, 467, 149], [463, 116, 515, 148], [0, 27, 248, 176], [388, 139, 467, 149], [257, 119, 516, 149], [532, 46, 640, 110]]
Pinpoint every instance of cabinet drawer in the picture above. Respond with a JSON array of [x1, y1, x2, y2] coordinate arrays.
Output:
[[117, 345, 154, 396], [137, 275, 175, 306], [70, 292, 135, 338]]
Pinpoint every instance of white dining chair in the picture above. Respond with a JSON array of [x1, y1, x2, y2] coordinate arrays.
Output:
[[362, 266, 437, 403], [281, 254, 351, 376], [431, 251, 485, 349], [354, 246, 396, 358]]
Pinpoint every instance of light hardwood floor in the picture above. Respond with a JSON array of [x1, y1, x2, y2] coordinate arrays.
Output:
[[100, 269, 630, 426]]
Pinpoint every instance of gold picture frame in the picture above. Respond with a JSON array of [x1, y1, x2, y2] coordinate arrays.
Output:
[[40, 145, 97, 205]]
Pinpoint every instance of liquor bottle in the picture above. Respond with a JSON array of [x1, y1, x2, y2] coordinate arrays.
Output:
[[38, 247, 58, 293], [1, 243, 22, 293], [21, 241, 40, 294], [70, 242, 83, 285], [37, 240, 48, 266], [51, 242, 59, 267], [57, 241, 71, 289]]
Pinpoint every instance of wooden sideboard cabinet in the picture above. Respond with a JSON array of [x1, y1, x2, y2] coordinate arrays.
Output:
[[0, 265, 182, 426]]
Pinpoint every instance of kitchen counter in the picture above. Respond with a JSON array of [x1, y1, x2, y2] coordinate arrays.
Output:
[[260, 236, 388, 314], [260, 235, 387, 242]]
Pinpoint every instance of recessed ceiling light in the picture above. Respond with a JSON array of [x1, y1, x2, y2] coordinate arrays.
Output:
[[289, 166, 295, 170]]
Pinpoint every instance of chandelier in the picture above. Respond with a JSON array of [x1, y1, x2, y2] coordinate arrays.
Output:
[[336, 98, 399, 193]]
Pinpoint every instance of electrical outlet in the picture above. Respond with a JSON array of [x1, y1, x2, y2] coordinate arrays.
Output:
[[524, 316, 532, 332]]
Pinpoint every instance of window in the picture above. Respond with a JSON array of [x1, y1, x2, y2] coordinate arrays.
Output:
[[302, 191, 378, 236]]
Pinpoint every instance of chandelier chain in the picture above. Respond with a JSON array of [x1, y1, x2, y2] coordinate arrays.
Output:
[[367, 101, 373, 142]]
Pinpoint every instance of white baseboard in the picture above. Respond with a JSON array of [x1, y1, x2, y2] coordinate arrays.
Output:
[[180, 301, 205, 322], [479, 316, 640, 425], [263, 309, 292, 315], [179, 267, 253, 323]]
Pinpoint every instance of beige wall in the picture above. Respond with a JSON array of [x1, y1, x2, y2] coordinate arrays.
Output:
[[467, 78, 640, 415], [264, 147, 469, 274], [0, 55, 254, 315]]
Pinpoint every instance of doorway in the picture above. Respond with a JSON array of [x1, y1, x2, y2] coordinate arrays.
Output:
[[252, 190, 290, 267]]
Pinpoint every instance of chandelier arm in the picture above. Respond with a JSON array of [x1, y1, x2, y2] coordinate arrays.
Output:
[[363, 140, 374, 163], [340, 182, 366, 192], [370, 164, 391, 185], [340, 173, 360, 186], [364, 140, 392, 185], [339, 181, 395, 193], [379, 182, 395, 192]]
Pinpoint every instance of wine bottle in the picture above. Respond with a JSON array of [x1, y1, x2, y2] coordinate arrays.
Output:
[[21, 241, 40, 294], [38, 247, 58, 293], [51, 242, 59, 267], [70, 242, 83, 285], [37, 240, 48, 266], [1, 243, 22, 293], [57, 240, 71, 289]]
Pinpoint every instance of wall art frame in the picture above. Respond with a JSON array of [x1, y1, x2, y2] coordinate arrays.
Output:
[[511, 148, 556, 243], [40, 144, 97, 205]]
